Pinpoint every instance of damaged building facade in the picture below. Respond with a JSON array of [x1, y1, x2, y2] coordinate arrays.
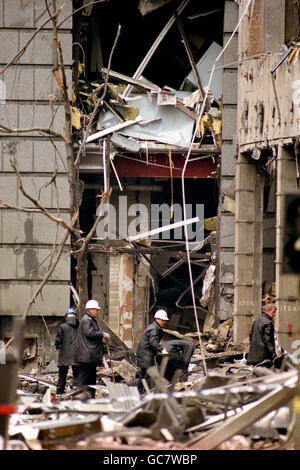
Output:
[[234, 0, 300, 356], [0, 0, 299, 367]]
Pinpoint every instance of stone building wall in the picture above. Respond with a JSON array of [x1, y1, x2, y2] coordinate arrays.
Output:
[[0, 0, 73, 360]]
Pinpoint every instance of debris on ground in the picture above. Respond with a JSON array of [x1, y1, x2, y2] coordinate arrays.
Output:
[[1, 317, 297, 451]]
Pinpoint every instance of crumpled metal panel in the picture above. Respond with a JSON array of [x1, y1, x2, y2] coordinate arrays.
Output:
[[243, 404, 294, 439], [97, 91, 194, 148], [181, 42, 223, 99], [104, 380, 141, 410]]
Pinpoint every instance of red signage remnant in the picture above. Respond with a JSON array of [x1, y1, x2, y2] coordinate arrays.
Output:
[[288, 324, 293, 337], [246, 323, 251, 336], [0, 404, 17, 415], [113, 154, 217, 178]]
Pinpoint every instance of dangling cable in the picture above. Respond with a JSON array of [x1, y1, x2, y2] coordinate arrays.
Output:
[[168, 148, 174, 220]]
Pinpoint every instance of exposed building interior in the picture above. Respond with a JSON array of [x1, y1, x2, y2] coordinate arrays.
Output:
[[73, 0, 225, 346], [1, 0, 300, 452]]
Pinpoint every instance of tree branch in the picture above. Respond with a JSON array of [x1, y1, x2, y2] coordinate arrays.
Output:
[[10, 159, 81, 237], [0, 124, 63, 139], [0, 200, 41, 213], [0, 3, 65, 78]]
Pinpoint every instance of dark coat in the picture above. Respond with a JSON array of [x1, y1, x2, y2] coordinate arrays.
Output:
[[136, 320, 164, 369], [55, 315, 79, 366], [163, 339, 195, 368], [74, 312, 104, 364], [247, 313, 276, 365], [156, 339, 195, 381]]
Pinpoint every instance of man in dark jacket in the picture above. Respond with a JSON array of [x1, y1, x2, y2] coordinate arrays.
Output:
[[55, 307, 79, 395], [157, 339, 196, 382], [136, 309, 169, 391], [74, 300, 109, 397], [247, 303, 277, 366]]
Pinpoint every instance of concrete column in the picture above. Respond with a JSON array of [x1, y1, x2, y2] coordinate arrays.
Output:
[[133, 258, 149, 348], [216, 0, 238, 321], [108, 253, 134, 348], [234, 153, 256, 342], [252, 173, 264, 318], [275, 145, 300, 352]]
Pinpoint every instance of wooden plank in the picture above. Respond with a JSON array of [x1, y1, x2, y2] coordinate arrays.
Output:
[[101, 68, 161, 94], [186, 384, 296, 450], [86, 117, 142, 143]]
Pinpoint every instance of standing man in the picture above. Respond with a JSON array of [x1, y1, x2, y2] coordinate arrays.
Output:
[[247, 303, 277, 366], [136, 309, 169, 391], [75, 300, 109, 397], [55, 307, 79, 395]]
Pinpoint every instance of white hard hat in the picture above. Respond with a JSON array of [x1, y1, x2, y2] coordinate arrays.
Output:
[[85, 300, 101, 310], [154, 309, 169, 321]]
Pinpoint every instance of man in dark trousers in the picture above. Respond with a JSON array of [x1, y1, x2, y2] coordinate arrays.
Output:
[[158, 339, 196, 382], [74, 300, 110, 398], [136, 309, 169, 392], [55, 307, 79, 395], [247, 303, 277, 366]]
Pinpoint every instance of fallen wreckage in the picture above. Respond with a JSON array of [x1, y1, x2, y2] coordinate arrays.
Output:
[[1, 319, 298, 451]]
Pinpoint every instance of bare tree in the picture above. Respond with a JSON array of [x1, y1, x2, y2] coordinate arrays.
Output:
[[0, 1, 120, 320]]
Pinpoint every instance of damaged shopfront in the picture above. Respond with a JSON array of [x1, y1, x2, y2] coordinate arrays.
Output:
[[1, 0, 300, 452], [72, 0, 225, 347]]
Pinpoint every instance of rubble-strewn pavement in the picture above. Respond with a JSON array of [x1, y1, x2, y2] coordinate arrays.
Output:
[[3, 320, 298, 451]]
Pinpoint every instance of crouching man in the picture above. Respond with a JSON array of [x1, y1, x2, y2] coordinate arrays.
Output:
[[157, 339, 196, 382]]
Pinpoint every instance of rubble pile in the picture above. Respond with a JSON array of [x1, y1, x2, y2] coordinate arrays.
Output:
[[1, 321, 297, 451]]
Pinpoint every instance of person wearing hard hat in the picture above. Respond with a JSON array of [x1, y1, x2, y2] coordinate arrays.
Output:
[[74, 300, 110, 398], [136, 309, 169, 392], [54, 307, 80, 396]]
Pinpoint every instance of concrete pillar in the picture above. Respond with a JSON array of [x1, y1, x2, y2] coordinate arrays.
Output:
[[108, 254, 134, 348], [234, 153, 256, 342], [252, 173, 264, 318], [133, 258, 149, 348], [216, 0, 238, 321], [275, 145, 300, 353]]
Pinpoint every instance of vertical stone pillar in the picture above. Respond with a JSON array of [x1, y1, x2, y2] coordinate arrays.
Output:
[[108, 253, 134, 348], [216, 0, 238, 321], [119, 254, 134, 348], [252, 173, 264, 318], [275, 145, 300, 352], [234, 153, 256, 342]]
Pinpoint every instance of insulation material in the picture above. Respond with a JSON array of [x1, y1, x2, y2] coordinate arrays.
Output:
[[200, 264, 216, 308], [72, 107, 81, 129], [97, 91, 195, 147]]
